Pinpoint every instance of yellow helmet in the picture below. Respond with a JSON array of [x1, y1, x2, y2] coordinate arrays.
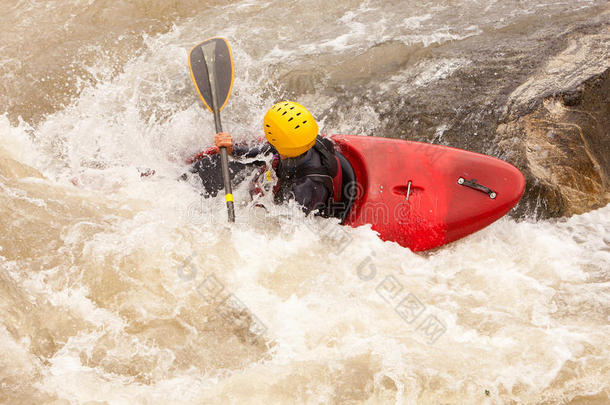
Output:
[[264, 101, 319, 157]]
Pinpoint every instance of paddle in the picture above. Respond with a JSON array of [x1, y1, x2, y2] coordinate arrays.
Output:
[[188, 37, 236, 222]]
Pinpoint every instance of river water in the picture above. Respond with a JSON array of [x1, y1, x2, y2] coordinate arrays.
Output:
[[1, 0, 609, 403]]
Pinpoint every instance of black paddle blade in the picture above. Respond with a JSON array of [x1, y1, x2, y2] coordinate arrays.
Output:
[[188, 37, 234, 113]]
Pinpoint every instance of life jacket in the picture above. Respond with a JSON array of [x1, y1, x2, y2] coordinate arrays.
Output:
[[274, 136, 343, 213]]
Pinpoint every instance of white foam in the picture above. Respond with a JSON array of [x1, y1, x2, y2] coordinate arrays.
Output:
[[2, 0, 609, 402]]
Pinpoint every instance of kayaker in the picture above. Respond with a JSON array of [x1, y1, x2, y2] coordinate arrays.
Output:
[[191, 101, 347, 216]]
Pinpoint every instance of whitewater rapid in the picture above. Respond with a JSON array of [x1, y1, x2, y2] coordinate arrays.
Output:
[[1, 0, 609, 403]]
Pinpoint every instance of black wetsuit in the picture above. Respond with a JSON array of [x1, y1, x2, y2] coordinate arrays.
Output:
[[190, 136, 337, 214]]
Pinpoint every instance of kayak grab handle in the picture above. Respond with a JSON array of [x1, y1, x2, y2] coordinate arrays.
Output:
[[457, 177, 497, 199], [392, 181, 421, 200]]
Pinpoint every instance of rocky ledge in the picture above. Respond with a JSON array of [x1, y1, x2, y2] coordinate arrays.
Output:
[[497, 36, 609, 219], [276, 8, 609, 219]]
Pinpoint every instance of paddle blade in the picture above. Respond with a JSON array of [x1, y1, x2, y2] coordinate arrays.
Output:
[[188, 37, 234, 113]]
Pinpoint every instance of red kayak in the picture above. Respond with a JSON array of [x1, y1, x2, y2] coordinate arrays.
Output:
[[331, 135, 525, 251]]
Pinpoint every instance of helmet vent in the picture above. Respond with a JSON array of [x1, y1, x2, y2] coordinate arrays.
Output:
[[266, 101, 318, 155]]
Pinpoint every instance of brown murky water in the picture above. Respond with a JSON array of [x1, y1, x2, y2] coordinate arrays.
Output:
[[1, 0, 609, 403]]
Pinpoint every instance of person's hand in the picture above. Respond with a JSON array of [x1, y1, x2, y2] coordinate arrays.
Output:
[[214, 132, 234, 154]]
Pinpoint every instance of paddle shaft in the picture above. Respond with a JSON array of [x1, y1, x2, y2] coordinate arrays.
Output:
[[202, 42, 235, 222]]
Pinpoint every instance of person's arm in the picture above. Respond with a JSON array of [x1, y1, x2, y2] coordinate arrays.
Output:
[[291, 177, 329, 214], [186, 133, 269, 193], [214, 132, 272, 157]]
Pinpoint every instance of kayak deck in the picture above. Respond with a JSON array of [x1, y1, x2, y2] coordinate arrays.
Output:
[[331, 135, 525, 251]]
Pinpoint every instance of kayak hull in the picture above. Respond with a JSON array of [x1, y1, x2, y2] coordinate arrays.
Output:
[[331, 135, 525, 251]]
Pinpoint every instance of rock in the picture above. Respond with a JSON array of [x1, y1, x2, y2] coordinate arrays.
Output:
[[497, 33, 609, 219], [300, 9, 610, 219]]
